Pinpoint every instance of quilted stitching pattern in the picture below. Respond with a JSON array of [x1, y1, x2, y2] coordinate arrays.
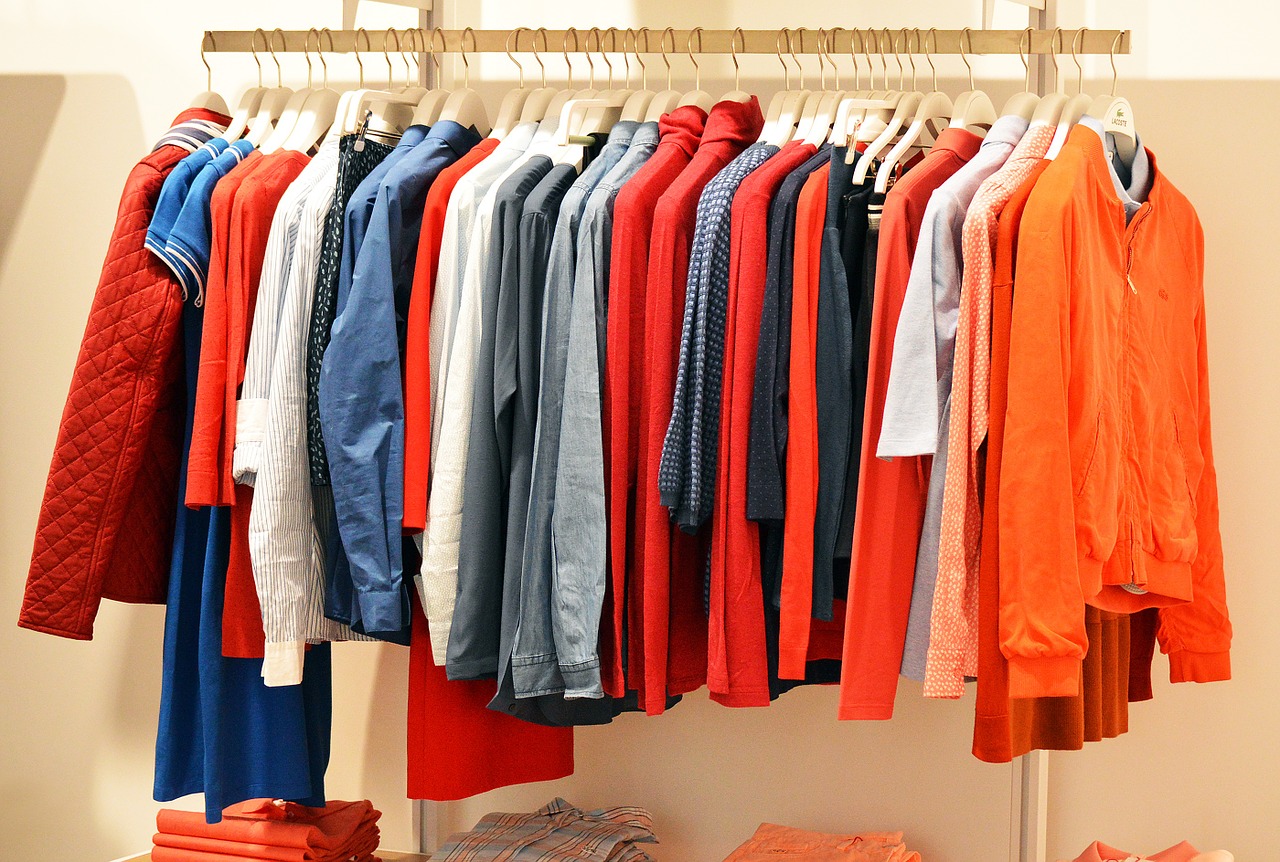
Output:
[[21, 144, 192, 639]]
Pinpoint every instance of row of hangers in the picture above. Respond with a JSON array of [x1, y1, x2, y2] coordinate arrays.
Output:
[[189, 25, 1137, 186]]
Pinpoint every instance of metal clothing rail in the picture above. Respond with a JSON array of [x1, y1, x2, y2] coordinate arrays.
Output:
[[201, 27, 1130, 56]]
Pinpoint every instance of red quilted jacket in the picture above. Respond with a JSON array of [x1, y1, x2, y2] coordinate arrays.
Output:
[[20, 108, 229, 639]]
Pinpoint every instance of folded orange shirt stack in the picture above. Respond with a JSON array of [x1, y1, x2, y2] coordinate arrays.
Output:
[[723, 824, 920, 862], [152, 799, 382, 862]]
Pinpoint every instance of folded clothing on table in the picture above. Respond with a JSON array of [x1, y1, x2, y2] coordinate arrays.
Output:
[[435, 798, 657, 862], [723, 823, 921, 861], [153, 798, 380, 862]]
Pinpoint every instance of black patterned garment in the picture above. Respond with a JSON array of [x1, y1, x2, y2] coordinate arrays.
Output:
[[305, 132, 396, 486]]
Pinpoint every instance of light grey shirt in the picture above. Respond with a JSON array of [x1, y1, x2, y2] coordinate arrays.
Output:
[[877, 115, 1029, 459]]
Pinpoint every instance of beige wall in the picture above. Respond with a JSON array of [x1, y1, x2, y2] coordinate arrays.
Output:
[[1, 2, 1275, 861]]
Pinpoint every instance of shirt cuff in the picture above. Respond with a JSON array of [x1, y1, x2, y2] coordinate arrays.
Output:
[[1168, 649, 1231, 684], [1007, 654, 1082, 699], [561, 658, 604, 700], [262, 641, 306, 687]]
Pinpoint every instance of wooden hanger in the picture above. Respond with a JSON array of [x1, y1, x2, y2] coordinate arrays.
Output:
[[1027, 29, 1070, 127], [191, 33, 230, 115]]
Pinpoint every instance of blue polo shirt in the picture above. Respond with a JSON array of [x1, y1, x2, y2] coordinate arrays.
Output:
[[162, 138, 255, 299], [145, 137, 230, 262]]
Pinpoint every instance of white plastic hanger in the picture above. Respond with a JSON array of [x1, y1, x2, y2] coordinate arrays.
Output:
[[490, 29, 532, 139], [243, 30, 294, 148], [412, 28, 451, 128], [261, 29, 315, 153], [574, 28, 640, 137], [281, 29, 342, 153], [762, 29, 812, 146], [1000, 28, 1041, 120], [1087, 31, 1138, 166], [759, 29, 801, 145], [340, 29, 419, 139], [435, 28, 491, 135], [676, 28, 714, 111], [644, 28, 684, 122], [1027, 29, 1070, 127], [220, 31, 270, 142], [845, 27, 910, 157], [876, 29, 954, 194], [852, 29, 923, 182], [791, 28, 829, 143], [396, 29, 429, 101], [797, 28, 846, 148], [619, 27, 656, 121], [190, 33, 230, 115], [949, 28, 997, 133], [831, 28, 884, 148], [515, 27, 562, 124], [1046, 29, 1094, 159]]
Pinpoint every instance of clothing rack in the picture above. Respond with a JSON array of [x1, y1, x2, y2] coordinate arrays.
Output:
[[200, 16, 1127, 862], [202, 27, 1130, 57]]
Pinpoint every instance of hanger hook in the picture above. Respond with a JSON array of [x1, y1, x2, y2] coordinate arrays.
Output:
[[317, 28, 333, 89], [791, 28, 806, 90], [634, 28, 649, 89], [926, 28, 939, 91], [731, 27, 744, 92], [429, 28, 444, 81], [249, 29, 264, 88], [775, 29, 790, 91], [616, 28, 631, 89], [460, 27, 477, 89], [844, 28, 861, 91], [1020, 27, 1032, 92], [563, 27, 579, 89], [506, 28, 525, 89], [401, 28, 417, 88], [531, 27, 548, 87], [269, 28, 285, 88], [826, 28, 843, 91], [865, 28, 879, 91], [880, 29, 898, 91], [201, 31, 215, 92], [814, 28, 828, 91], [902, 28, 916, 91], [597, 28, 614, 89], [1050, 27, 1065, 93], [660, 27, 675, 91], [1071, 28, 1086, 95], [585, 28, 600, 89], [959, 27, 975, 90], [301, 28, 314, 89], [687, 28, 703, 91], [1109, 31, 1123, 96], [354, 28, 370, 87], [607, 27, 623, 88], [383, 28, 400, 90]]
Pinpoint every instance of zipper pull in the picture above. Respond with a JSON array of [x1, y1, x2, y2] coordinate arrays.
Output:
[[1127, 273, 1137, 294]]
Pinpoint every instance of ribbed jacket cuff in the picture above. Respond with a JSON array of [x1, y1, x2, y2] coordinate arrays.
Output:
[[1007, 654, 1081, 699], [1168, 649, 1231, 684]]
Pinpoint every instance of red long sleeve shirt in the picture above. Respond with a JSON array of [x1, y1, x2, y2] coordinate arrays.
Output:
[[838, 128, 981, 719], [601, 106, 708, 700], [636, 98, 764, 715], [403, 138, 500, 533], [708, 141, 818, 706]]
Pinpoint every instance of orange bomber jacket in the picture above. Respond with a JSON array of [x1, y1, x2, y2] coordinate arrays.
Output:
[[998, 123, 1231, 700]]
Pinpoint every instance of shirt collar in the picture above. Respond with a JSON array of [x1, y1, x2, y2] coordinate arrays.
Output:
[[658, 105, 708, 156], [697, 96, 766, 149], [153, 109, 231, 153], [425, 119, 484, 155], [630, 121, 661, 148], [983, 114, 1030, 149], [607, 120, 639, 148], [1079, 114, 1152, 215], [929, 126, 983, 163], [397, 123, 431, 149]]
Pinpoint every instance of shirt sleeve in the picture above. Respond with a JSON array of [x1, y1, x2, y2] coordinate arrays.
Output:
[[998, 215, 1087, 700], [317, 183, 409, 636], [877, 193, 960, 459], [1158, 222, 1232, 684]]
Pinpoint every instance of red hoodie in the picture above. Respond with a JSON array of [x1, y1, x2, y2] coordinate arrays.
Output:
[[601, 106, 707, 700], [636, 98, 764, 714]]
